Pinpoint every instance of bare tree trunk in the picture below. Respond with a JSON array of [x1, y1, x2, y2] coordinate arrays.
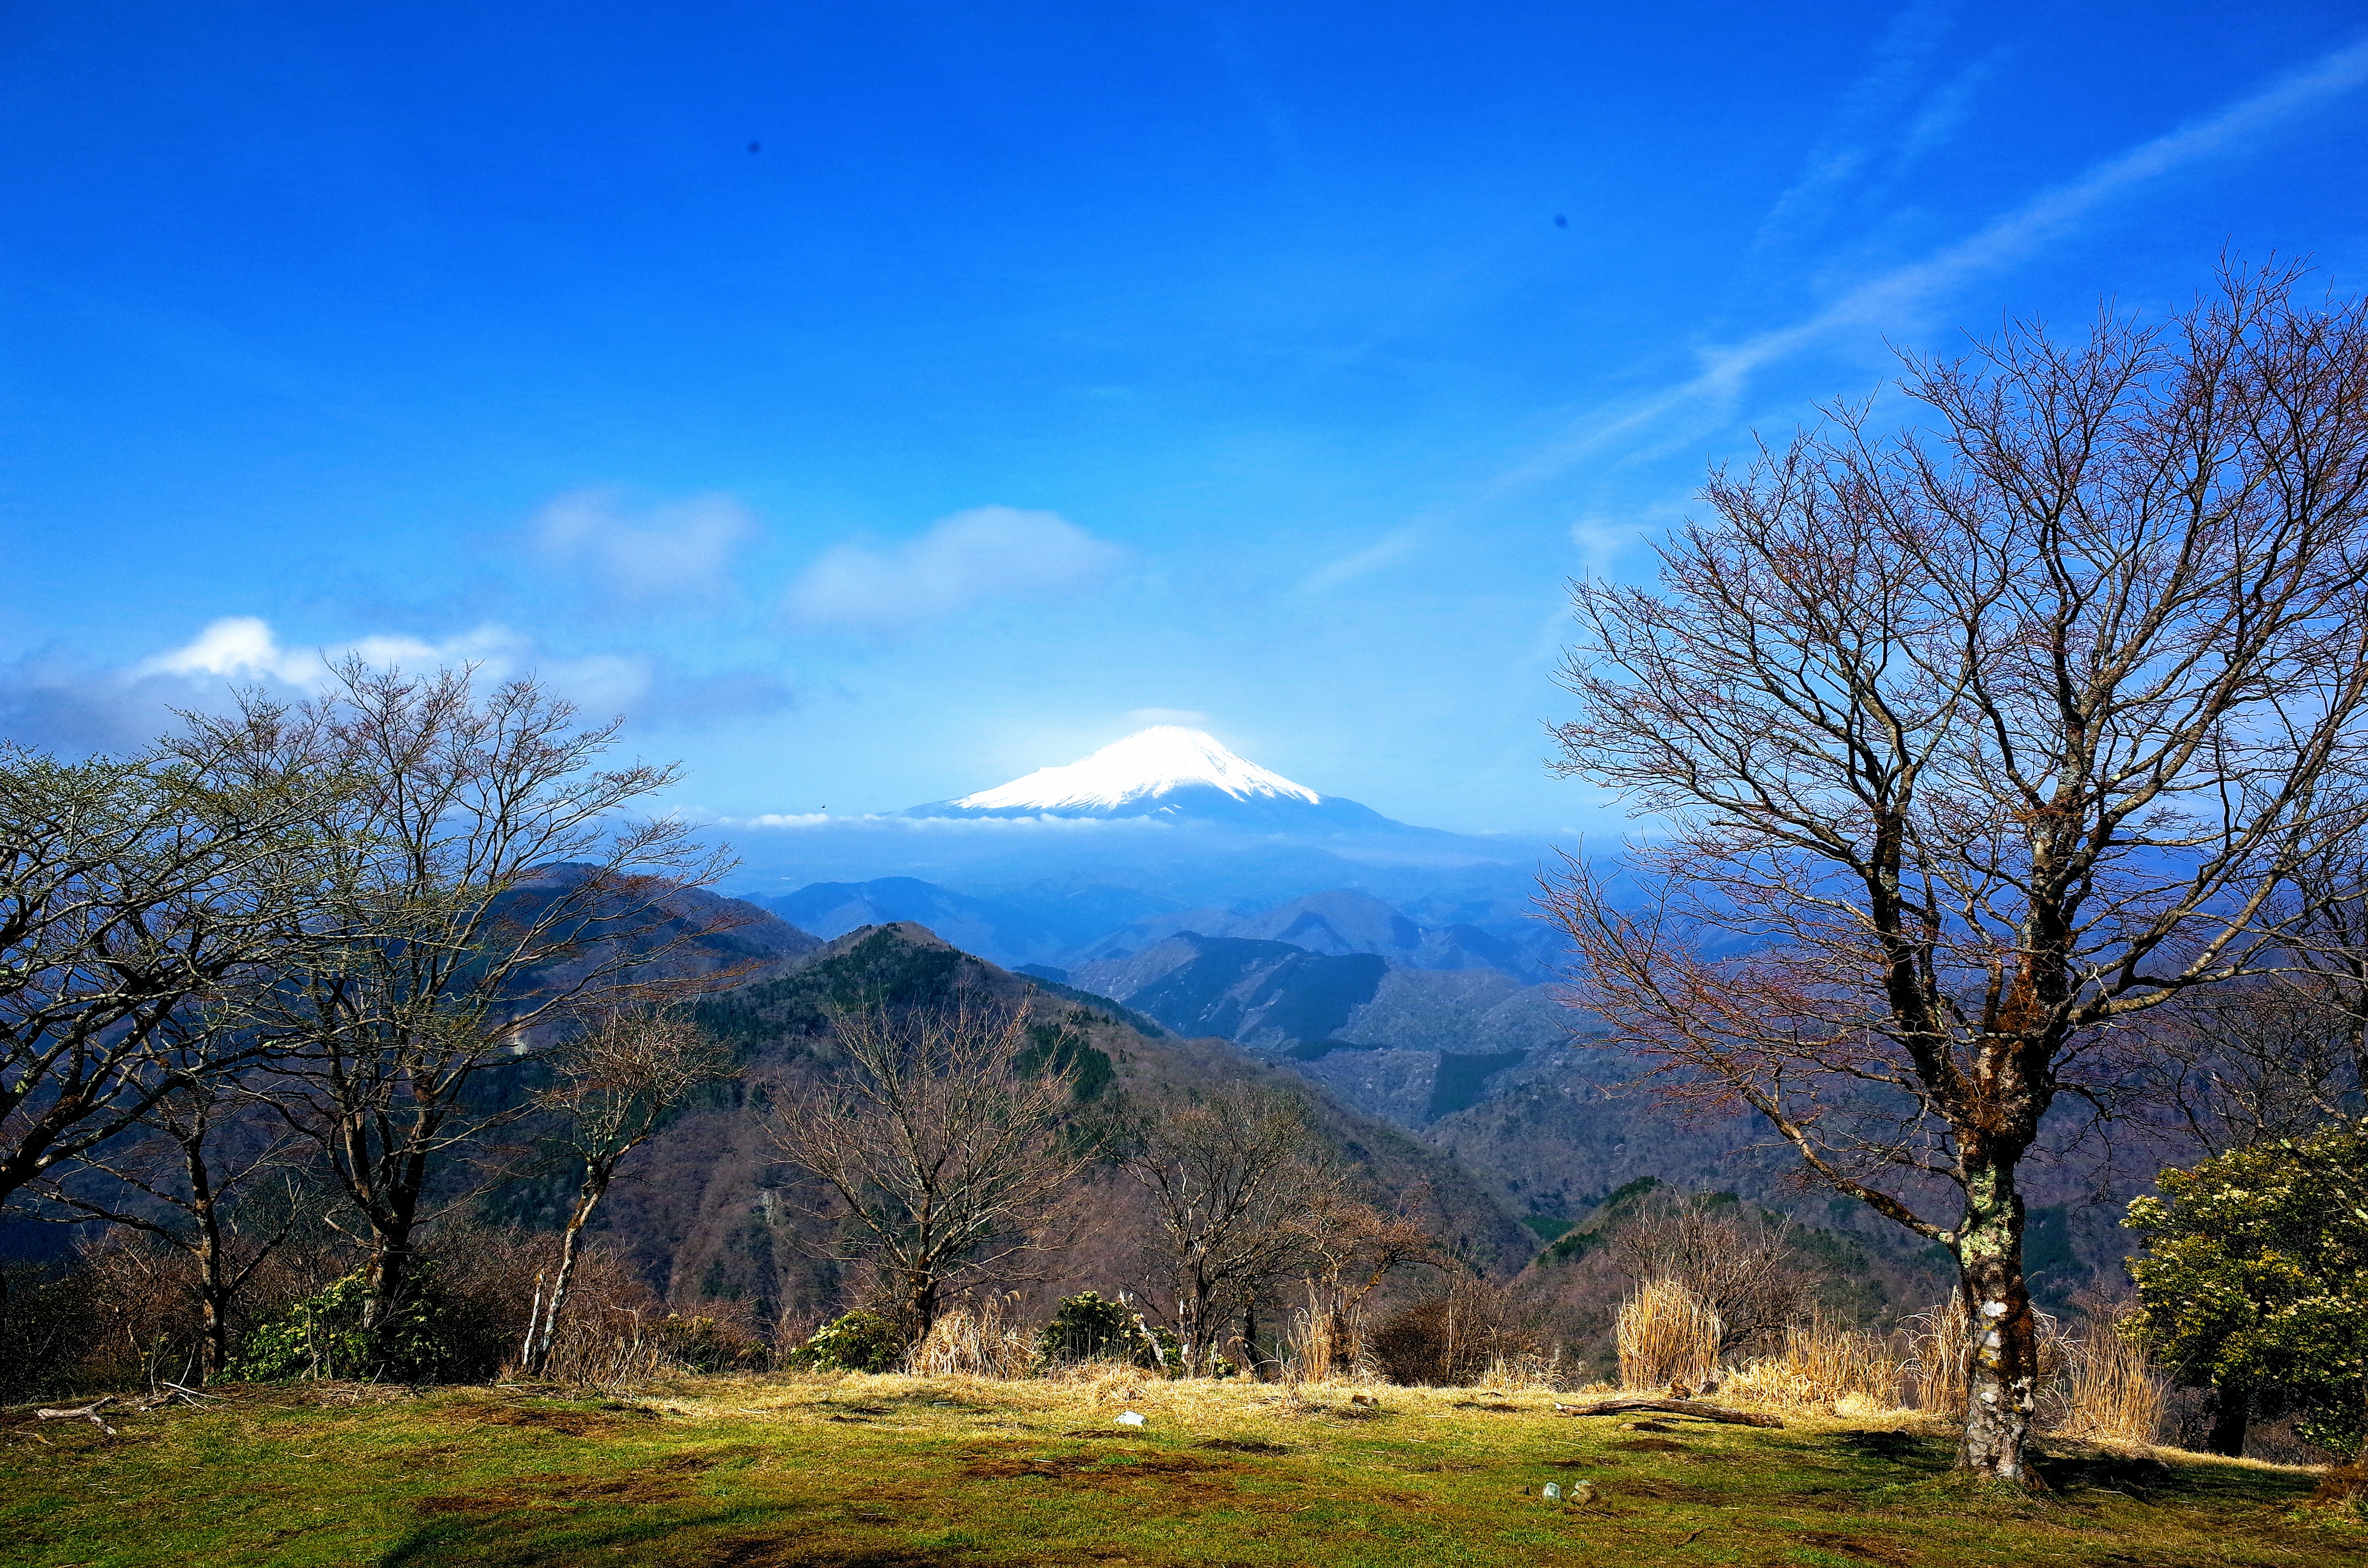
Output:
[[192, 1208, 231, 1381], [529, 1185, 601, 1375], [1955, 1159, 2041, 1484], [363, 1182, 421, 1339]]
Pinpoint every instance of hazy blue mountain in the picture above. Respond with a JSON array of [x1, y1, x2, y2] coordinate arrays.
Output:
[[1069, 886, 1565, 983]]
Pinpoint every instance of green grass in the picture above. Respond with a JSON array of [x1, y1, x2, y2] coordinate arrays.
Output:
[[3, 1373, 2360, 1567]]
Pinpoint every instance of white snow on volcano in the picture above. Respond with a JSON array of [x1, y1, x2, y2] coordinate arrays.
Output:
[[952, 726, 1323, 812]]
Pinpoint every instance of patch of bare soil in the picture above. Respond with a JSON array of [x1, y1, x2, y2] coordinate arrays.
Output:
[[1609, 1478, 1730, 1505], [2315, 1462, 2368, 1508], [1451, 1401, 1522, 1413], [1796, 1530, 1918, 1566], [414, 1469, 696, 1516], [1196, 1438, 1290, 1455], [692, 1540, 972, 1568], [961, 1446, 1245, 1503], [464, 1405, 638, 1437], [1611, 1437, 1689, 1453]]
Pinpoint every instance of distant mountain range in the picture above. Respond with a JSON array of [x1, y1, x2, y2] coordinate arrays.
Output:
[[724, 727, 1557, 907], [701, 727, 2108, 1308]]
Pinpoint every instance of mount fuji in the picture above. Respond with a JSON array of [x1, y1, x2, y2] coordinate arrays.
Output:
[[725, 724, 1554, 909], [905, 726, 1407, 834]]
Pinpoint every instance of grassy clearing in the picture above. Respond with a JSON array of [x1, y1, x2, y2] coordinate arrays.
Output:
[[2, 1372, 2360, 1567]]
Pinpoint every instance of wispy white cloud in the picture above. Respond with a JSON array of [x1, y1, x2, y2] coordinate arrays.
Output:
[[1567, 514, 1641, 577], [531, 490, 758, 602], [782, 506, 1125, 632], [1753, 0, 1962, 251], [1299, 524, 1423, 595], [1886, 50, 2001, 177], [1498, 34, 2368, 491]]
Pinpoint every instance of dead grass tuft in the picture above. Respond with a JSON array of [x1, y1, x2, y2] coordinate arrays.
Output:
[[1725, 1315, 1902, 1412], [1616, 1277, 1721, 1391], [2051, 1301, 2167, 1447], [903, 1299, 1036, 1380]]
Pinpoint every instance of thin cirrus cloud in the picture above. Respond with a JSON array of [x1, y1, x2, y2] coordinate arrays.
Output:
[[1751, 0, 1964, 251], [1494, 31, 2368, 490], [531, 490, 759, 602], [781, 506, 1126, 632]]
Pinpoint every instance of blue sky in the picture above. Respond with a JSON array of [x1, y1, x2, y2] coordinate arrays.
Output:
[[4, 0, 2366, 837]]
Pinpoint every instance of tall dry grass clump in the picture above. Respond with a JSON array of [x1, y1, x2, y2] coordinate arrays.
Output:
[[906, 1298, 1036, 1379], [2051, 1300, 2167, 1446], [1284, 1296, 1370, 1385], [1617, 1277, 1722, 1390], [1724, 1315, 1900, 1410], [1905, 1292, 1973, 1417], [1905, 1291, 2136, 1433]]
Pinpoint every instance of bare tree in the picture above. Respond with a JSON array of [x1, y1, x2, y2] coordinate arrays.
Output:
[[1296, 1189, 1443, 1377], [2281, 810, 2368, 1096], [1121, 1086, 1339, 1376], [765, 1001, 1089, 1337], [31, 1049, 308, 1380], [1610, 1198, 1810, 1360], [177, 662, 738, 1344], [522, 1006, 734, 1375], [0, 741, 328, 1384], [2128, 978, 2362, 1157], [1547, 264, 2368, 1484]]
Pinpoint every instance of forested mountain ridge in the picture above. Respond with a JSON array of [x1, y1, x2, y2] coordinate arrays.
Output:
[[521, 920, 1541, 1329]]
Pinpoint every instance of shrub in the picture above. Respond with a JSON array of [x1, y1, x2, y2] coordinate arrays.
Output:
[[230, 1266, 452, 1383], [796, 1309, 906, 1373], [1372, 1277, 1542, 1386], [1036, 1291, 1162, 1370], [2124, 1121, 2368, 1457], [645, 1313, 771, 1372]]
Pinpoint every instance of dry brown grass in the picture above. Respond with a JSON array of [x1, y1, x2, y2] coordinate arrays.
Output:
[[905, 1298, 1037, 1379], [1616, 1276, 1722, 1391], [2052, 1301, 2168, 1446], [1899, 1292, 2166, 1443], [1904, 1293, 1973, 1418], [1724, 1315, 1902, 1411]]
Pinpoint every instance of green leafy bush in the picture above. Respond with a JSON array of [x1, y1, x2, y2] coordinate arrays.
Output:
[[1037, 1291, 1164, 1369], [229, 1267, 452, 1383], [796, 1309, 906, 1373], [2124, 1121, 2368, 1457]]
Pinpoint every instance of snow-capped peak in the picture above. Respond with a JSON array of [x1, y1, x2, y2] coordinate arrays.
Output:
[[952, 726, 1324, 812]]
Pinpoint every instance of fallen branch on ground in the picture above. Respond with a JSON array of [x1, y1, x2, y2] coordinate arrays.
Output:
[[1551, 1395, 1783, 1429], [34, 1397, 119, 1436]]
